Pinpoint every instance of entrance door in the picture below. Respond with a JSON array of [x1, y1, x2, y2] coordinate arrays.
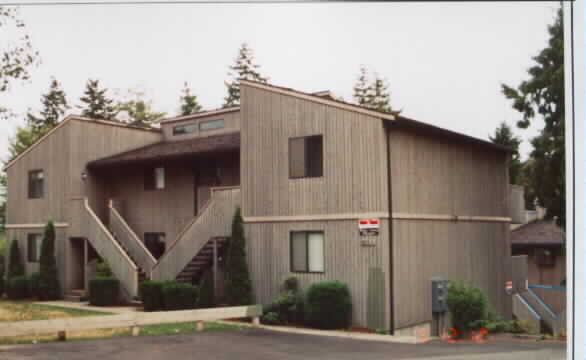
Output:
[[194, 161, 220, 215], [69, 238, 85, 290]]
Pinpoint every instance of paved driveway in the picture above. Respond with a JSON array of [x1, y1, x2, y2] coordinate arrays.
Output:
[[0, 328, 565, 360]]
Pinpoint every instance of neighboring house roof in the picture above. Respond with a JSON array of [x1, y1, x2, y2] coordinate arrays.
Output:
[[2, 115, 161, 171], [88, 132, 240, 168], [511, 220, 565, 247]]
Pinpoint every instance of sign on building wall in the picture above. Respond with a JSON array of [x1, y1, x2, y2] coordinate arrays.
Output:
[[358, 218, 380, 236]]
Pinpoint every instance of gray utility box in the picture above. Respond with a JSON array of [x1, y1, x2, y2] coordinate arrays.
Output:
[[431, 279, 449, 313]]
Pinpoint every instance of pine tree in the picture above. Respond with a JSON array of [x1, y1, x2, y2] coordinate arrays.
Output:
[[79, 79, 117, 120], [224, 43, 269, 108], [366, 74, 398, 114], [26, 77, 68, 133], [179, 82, 202, 116], [8, 239, 24, 279], [39, 220, 60, 300], [501, 8, 564, 226], [353, 66, 372, 106], [224, 207, 253, 305], [489, 122, 522, 185]]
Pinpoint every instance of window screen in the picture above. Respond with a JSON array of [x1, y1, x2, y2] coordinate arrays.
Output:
[[290, 231, 324, 273]]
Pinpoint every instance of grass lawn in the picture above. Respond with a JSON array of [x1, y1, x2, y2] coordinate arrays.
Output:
[[0, 319, 249, 345], [0, 299, 112, 322]]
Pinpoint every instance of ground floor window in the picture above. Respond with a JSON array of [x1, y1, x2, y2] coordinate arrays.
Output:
[[27, 233, 43, 262], [144, 232, 166, 260], [290, 231, 325, 273]]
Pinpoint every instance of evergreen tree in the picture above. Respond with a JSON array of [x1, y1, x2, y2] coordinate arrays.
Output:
[[38, 220, 60, 300], [353, 66, 372, 106], [367, 74, 396, 114], [79, 79, 117, 120], [179, 82, 203, 116], [224, 207, 253, 305], [489, 122, 522, 185], [224, 43, 269, 108], [501, 8, 564, 226], [8, 239, 24, 279], [116, 100, 166, 126], [26, 77, 69, 133]]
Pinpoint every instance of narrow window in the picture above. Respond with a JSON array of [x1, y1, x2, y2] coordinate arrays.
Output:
[[199, 119, 224, 131], [290, 231, 324, 273], [144, 167, 165, 190], [144, 232, 166, 260], [27, 234, 42, 263], [289, 135, 323, 179], [173, 123, 198, 135], [28, 170, 44, 199]]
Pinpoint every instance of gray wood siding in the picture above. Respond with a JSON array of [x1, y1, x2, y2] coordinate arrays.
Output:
[[392, 220, 512, 329], [241, 85, 389, 218], [389, 129, 509, 217], [246, 219, 390, 330], [162, 111, 241, 142]]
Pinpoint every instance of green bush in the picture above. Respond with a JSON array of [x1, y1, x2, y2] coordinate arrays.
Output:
[[6, 275, 30, 300], [196, 270, 215, 309], [8, 239, 24, 279], [261, 277, 305, 325], [139, 280, 172, 312], [0, 253, 5, 296], [282, 276, 299, 293], [446, 281, 488, 333], [260, 312, 282, 325], [39, 221, 61, 300], [305, 280, 352, 330], [224, 207, 253, 306], [96, 261, 112, 277], [29, 272, 41, 298], [0, 278, 4, 297], [89, 277, 119, 306], [162, 282, 198, 311]]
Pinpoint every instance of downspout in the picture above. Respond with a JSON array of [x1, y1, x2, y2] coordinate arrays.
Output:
[[383, 119, 395, 335]]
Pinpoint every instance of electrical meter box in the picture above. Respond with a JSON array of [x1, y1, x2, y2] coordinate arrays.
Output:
[[431, 279, 449, 313]]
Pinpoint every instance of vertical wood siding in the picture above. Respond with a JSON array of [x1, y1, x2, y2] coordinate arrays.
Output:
[[161, 112, 241, 142]]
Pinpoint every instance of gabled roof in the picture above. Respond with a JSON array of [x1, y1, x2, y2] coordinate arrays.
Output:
[[88, 132, 240, 169], [3, 115, 161, 171], [511, 220, 565, 247]]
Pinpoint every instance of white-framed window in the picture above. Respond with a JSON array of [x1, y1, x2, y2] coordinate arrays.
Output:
[[199, 119, 224, 131], [290, 231, 325, 273]]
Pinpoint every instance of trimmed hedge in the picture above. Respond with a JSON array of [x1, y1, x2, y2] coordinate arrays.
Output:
[[304, 280, 352, 330], [139, 280, 170, 312], [29, 272, 41, 298], [162, 282, 198, 311], [7, 275, 30, 300], [0, 278, 4, 297], [89, 277, 119, 306]]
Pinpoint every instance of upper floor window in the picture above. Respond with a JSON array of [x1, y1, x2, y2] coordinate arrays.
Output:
[[199, 119, 224, 131], [28, 170, 44, 199], [145, 167, 165, 190], [27, 233, 42, 262], [289, 135, 323, 179], [173, 123, 198, 135]]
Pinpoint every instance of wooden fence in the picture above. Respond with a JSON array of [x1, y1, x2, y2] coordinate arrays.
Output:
[[0, 305, 262, 338]]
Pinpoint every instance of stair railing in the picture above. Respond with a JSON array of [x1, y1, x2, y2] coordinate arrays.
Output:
[[109, 200, 157, 276], [151, 187, 240, 281]]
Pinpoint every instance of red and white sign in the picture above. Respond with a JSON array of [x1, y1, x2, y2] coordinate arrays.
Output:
[[359, 218, 380, 236], [505, 281, 513, 295]]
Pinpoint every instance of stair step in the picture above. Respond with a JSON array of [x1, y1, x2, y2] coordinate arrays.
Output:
[[70, 289, 87, 296], [64, 295, 84, 302]]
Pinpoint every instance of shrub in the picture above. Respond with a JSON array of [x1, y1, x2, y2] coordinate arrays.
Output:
[[8, 239, 24, 279], [7, 275, 30, 300], [282, 276, 299, 293], [96, 260, 112, 277], [196, 269, 215, 309], [305, 280, 352, 330], [0, 278, 4, 297], [0, 254, 5, 296], [139, 280, 169, 312], [446, 281, 488, 333], [39, 221, 61, 300], [89, 277, 119, 306], [260, 312, 282, 325], [224, 207, 253, 306], [261, 277, 305, 325], [29, 272, 41, 298], [162, 282, 198, 311]]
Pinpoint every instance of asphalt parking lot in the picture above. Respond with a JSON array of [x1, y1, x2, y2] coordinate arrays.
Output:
[[0, 328, 566, 360]]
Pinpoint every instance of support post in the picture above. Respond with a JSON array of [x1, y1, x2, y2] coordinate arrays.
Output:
[[213, 238, 218, 299], [57, 331, 67, 341], [131, 326, 140, 336], [196, 321, 205, 332]]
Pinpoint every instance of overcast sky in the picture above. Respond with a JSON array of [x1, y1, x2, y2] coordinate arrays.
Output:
[[0, 1, 560, 163]]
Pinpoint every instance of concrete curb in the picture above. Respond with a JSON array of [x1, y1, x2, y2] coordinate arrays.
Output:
[[214, 320, 423, 344], [33, 301, 140, 314]]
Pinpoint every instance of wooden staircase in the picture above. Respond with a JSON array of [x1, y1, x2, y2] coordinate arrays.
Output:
[[176, 237, 229, 283], [109, 229, 148, 282]]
